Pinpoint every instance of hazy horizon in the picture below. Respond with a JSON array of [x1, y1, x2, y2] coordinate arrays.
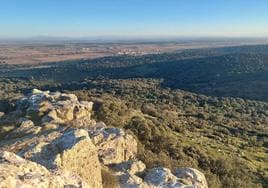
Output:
[[2, 35, 268, 43], [1, 0, 268, 38]]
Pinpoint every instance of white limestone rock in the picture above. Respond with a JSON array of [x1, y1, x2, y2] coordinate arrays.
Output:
[[19, 129, 103, 188], [89, 126, 137, 165], [16, 89, 94, 127], [0, 151, 89, 188], [110, 160, 147, 188], [174, 168, 208, 188], [144, 167, 187, 188]]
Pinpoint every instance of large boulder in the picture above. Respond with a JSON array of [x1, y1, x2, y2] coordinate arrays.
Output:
[[16, 89, 94, 127], [110, 160, 146, 188], [19, 129, 103, 188], [89, 125, 137, 165], [0, 151, 88, 188], [143, 167, 208, 188], [174, 168, 208, 188], [115, 171, 144, 188], [109, 162, 208, 188], [144, 167, 186, 188], [111, 160, 146, 176]]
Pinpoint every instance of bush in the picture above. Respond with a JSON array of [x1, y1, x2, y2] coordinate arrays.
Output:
[[141, 103, 159, 117]]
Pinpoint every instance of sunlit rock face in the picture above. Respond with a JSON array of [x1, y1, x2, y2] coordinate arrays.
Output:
[[89, 124, 138, 165], [19, 129, 103, 188], [0, 89, 208, 188], [0, 151, 89, 188], [6, 119, 41, 139], [16, 89, 94, 127], [174, 168, 208, 188]]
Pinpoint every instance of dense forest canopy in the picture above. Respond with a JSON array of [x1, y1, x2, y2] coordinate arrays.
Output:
[[1, 44, 268, 101]]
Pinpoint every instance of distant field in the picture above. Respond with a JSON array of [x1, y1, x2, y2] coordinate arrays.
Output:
[[1, 39, 268, 64]]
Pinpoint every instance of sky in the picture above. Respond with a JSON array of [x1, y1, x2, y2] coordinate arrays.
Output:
[[0, 0, 268, 38]]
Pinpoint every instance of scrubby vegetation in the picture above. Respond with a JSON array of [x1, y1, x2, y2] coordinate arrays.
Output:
[[0, 44, 268, 187], [73, 79, 267, 188]]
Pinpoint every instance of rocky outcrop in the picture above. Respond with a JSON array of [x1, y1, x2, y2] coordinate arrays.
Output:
[[16, 89, 94, 127], [19, 129, 102, 188], [6, 119, 41, 139], [110, 160, 146, 187], [144, 167, 187, 188], [0, 89, 208, 188], [143, 167, 208, 188], [0, 151, 88, 188], [89, 123, 137, 165], [174, 168, 208, 188]]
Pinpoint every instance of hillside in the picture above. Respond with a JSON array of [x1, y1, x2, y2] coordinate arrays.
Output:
[[0, 44, 267, 187]]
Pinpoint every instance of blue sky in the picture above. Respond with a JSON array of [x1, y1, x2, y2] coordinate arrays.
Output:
[[0, 0, 268, 38]]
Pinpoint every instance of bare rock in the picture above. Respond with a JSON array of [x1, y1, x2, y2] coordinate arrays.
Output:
[[6, 119, 41, 139], [16, 89, 94, 127], [144, 167, 186, 188], [0, 151, 89, 188], [110, 160, 146, 188], [70, 118, 96, 128], [20, 129, 103, 188], [111, 160, 146, 176], [41, 122, 60, 132], [89, 126, 137, 165], [74, 101, 93, 119], [42, 109, 65, 124], [54, 101, 76, 121], [128, 160, 146, 175], [116, 171, 144, 188], [32, 88, 49, 95], [174, 168, 208, 188]]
